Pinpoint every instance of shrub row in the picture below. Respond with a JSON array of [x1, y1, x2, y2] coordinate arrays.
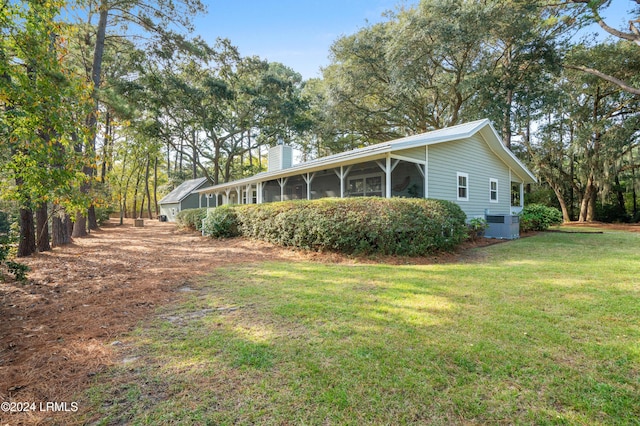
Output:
[[175, 207, 208, 231], [202, 198, 468, 256], [519, 203, 563, 231]]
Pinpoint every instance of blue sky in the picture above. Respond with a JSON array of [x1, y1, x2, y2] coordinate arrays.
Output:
[[192, 0, 417, 79], [192, 0, 634, 80]]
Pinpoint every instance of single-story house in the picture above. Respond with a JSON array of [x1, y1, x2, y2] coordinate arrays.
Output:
[[193, 119, 536, 227], [159, 177, 210, 222]]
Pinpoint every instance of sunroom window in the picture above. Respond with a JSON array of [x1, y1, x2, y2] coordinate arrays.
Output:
[[348, 174, 383, 197]]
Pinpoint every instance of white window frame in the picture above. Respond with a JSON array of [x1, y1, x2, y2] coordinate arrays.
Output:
[[457, 172, 469, 201], [489, 178, 499, 203], [347, 172, 384, 197]]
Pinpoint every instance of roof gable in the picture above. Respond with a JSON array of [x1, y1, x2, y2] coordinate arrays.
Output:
[[159, 177, 209, 204]]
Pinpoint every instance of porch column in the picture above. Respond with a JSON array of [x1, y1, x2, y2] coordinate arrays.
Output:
[[278, 177, 289, 201], [303, 172, 316, 200], [224, 189, 231, 205], [246, 184, 253, 204], [376, 157, 399, 199], [385, 154, 392, 198], [334, 166, 352, 198], [425, 146, 429, 198], [520, 183, 524, 208], [257, 182, 263, 204], [199, 194, 202, 208]]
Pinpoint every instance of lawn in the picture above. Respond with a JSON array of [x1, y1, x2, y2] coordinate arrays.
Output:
[[83, 230, 640, 425]]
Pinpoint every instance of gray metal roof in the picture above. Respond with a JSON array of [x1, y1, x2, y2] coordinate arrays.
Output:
[[159, 177, 209, 204], [195, 119, 537, 194]]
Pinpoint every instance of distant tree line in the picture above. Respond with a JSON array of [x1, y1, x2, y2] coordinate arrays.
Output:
[[1, 0, 638, 257]]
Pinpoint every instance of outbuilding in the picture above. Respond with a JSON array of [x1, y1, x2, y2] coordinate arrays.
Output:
[[194, 119, 536, 225], [158, 177, 210, 222]]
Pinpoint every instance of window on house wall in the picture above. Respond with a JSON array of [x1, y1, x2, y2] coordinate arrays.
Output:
[[457, 172, 469, 201], [347, 173, 383, 197], [490, 178, 498, 202]]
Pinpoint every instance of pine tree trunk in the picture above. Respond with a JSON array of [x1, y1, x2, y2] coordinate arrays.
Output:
[[17, 206, 36, 257], [145, 155, 153, 219], [88, 205, 98, 230], [101, 110, 111, 184], [502, 88, 513, 149], [132, 188, 139, 218], [51, 207, 72, 247], [153, 156, 159, 216], [82, 4, 108, 232], [139, 191, 145, 219], [119, 200, 125, 225], [192, 130, 197, 179], [36, 202, 50, 252], [132, 168, 141, 218], [72, 212, 87, 238]]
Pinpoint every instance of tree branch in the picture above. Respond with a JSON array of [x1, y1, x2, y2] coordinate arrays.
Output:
[[569, 0, 640, 46], [564, 64, 640, 96]]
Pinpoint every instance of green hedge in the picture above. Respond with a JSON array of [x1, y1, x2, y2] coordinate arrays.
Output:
[[201, 205, 240, 238], [202, 198, 467, 256], [175, 207, 208, 231], [519, 204, 563, 232]]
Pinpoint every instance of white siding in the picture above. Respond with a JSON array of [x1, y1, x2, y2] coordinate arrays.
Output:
[[393, 147, 426, 163], [159, 202, 181, 222], [268, 145, 293, 172], [427, 135, 511, 218]]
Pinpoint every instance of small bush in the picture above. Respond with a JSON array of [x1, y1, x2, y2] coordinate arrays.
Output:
[[203, 198, 468, 256], [175, 208, 208, 231], [519, 204, 563, 232], [467, 217, 488, 241], [202, 206, 240, 238], [0, 234, 29, 282], [95, 205, 116, 226]]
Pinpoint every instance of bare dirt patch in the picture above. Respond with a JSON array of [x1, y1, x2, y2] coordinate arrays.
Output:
[[561, 221, 640, 233], [0, 219, 297, 425], [0, 218, 505, 425]]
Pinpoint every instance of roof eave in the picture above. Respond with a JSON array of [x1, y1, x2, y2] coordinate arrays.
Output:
[[195, 119, 538, 194], [479, 123, 537, 184], [195, 147, 392, 194]]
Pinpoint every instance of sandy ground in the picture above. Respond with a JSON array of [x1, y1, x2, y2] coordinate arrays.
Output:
[[0, 219, 304, 425], [0, 218, 637, 425]]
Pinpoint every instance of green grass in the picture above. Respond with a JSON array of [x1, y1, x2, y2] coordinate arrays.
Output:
[[81, 231, 640, 425]]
